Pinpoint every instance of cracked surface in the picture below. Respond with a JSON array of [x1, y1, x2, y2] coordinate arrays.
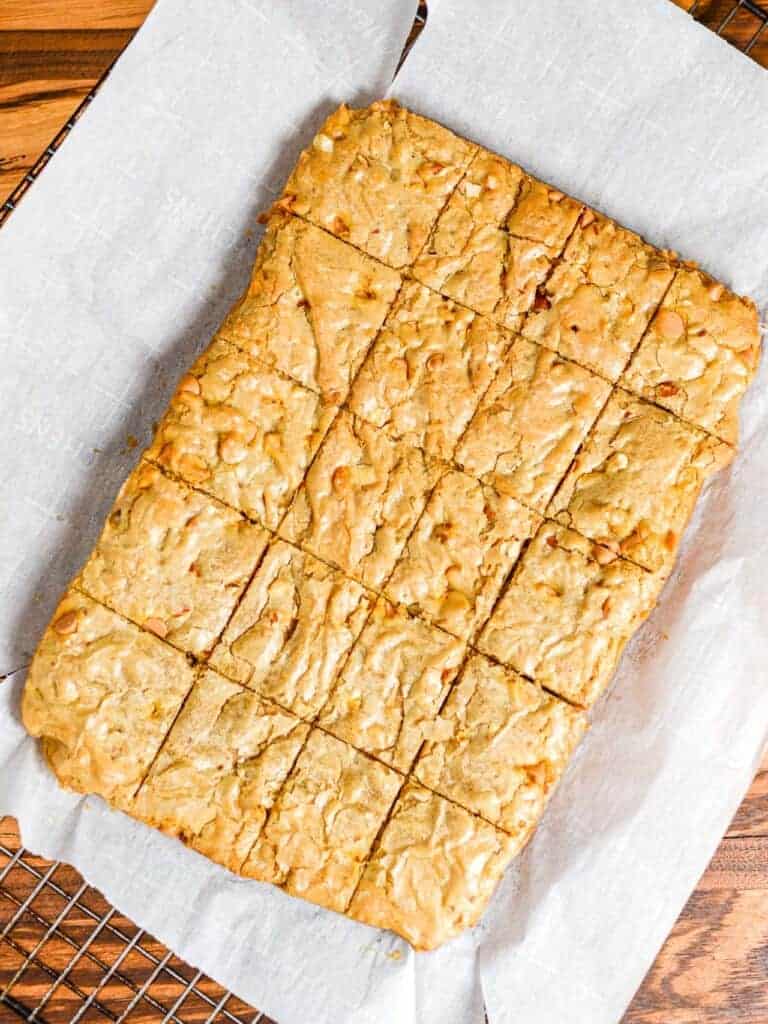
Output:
[[77, 462, 269, 658], [219, 210, 400, 401], [22, 591, 195, 808], [456, 338, 611, 511], [348, 781, 516, 951], [622, 266, 760, 444], [242, 730, 402, 913], [479, 525, 664, 707], [505, 175, 583, 250], [549, 390, 733, 574], [386, 470, 540, 641], [210, 540, 372, 720], [279, 100, 476, 269], [280, 411, 442, 589], [348, 281, 509, 460], [412, 150, 556, 329], [146, 339, 337, 529], [522, 212, 675, 380], [414, 654, 586, 835], [134, 670, 308, 872], [318, 598, 465, 773]]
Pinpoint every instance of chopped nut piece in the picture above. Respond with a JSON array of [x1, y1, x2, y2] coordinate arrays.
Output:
[[348, 781, 516, 950], [415, 654, 586, 832], [146, 338, 337, 528], [478, 525, 664, 706], [386, 471, 539, 641], [219, 211, 400, 399], [348, 282, 509, 460], [280, 411, 441, 589], [549, 391, 732, 574], [280, 100, 476, 268], [319, 599, 465, 772], [77, 462, 269, 658], [243, 730, 401, 912], [22, 591, 194, 808], [522, 213, 675, 380], [622, 267, 761, 443], [456, 338, 611, 511], [210, 540, 372, 719], [135, 670, 308, 872]]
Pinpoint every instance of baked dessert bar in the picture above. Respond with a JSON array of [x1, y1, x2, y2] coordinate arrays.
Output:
[[23, 99, 761, 951], [146, 338, 337, 529], [478, 525, 664, 707]]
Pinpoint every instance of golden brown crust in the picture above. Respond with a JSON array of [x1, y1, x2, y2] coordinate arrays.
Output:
[[134, 670, 309, 871], [146, 338, 337, 529], [456, 338, 611, 511], [318, 598, 465, 772], [478, 525, 664, 706], [348, 281, 509, 460], [522, 212, 675, 381], [209, 540, 372, 719], [77, 462, 269, 658], [219, 211, 400, 401], [412, 150, 556, 330], [386, 470, 540, 641], [622, 266, 761, 444], [24, 100, 761, 952], [348, 781, 516, 950], [279, 411, 442, 589], [242, 730, 402, 912], [22, 591, 195, 808], [505, 176, 583, 249], [414, 654, 586, 834], [548, 390, 733, 574], [280, 100, 476, 268]]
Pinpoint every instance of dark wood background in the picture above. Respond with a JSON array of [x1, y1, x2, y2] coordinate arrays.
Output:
[[1, 1, 768, 1021]]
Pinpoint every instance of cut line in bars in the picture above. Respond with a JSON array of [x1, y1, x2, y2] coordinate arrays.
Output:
[[1, 2, 766, 1022]]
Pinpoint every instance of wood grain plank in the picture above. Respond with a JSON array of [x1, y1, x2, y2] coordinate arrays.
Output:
[[0, 3, 153, 201], [0, 0, 152, 31], [623, 887, 768, 1023]]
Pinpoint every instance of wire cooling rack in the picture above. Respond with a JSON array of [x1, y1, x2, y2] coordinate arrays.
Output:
[[0, 818, 267, 1023], [1, 1, 767, 1021]]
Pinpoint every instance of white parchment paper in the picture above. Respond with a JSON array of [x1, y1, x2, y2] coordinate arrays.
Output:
[[1, 1, 767, 1022]]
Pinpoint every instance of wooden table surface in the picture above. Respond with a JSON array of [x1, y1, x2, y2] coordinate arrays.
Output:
[[1, 2, 768, 1022]]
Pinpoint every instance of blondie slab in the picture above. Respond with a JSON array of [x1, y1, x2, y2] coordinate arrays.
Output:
[[209, 540, 372, 720], [548, 390, 732, 574], [622, 266, 760, 444], [22, 591, 195, 808], [77, 462, 269, 657], [279, 411, 441, 589], [456, 338, 611, 511], [412, 149, 557, 330], [24, 99, 760, 952], [414, 654, 586, 835], [348, 281, 509, 460], [522, 211, 675, 380], [318, 598, 465, 773], [479, 525, 663, 707], [219, 210, 400, 401], [386, 470, 540, 641], [348, 781, 516, 951], [134, 670, 308, 872], [146, 338, 337, 529], [242, 730, 402, 913], [279, 100, 476, 269]]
